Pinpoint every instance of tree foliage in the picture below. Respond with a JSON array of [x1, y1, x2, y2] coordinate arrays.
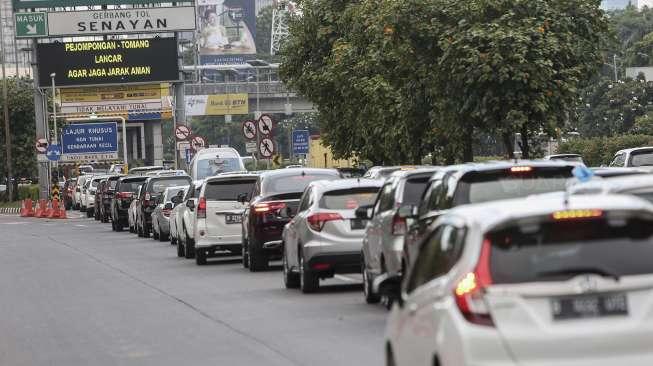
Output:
[[0, 78, 37, 182], [280, 0, 610, 162]]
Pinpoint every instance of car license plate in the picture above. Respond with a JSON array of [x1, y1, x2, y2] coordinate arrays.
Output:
[[551, 293, 628, 320], [350, 219, 368, 230], [225, 214, 242, 224]]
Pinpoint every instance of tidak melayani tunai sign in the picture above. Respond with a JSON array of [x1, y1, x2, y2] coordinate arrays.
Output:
[[37, 38, 179, 87]]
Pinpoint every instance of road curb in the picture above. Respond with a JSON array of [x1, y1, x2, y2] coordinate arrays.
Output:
[[0, 207, 19, 214]]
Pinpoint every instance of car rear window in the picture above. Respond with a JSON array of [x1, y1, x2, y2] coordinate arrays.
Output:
[[630, 150, 653, 167], [488, 215, 653, 284], [119, 179, 147, 193], [263, 173, 340, 195], [204, 180, 256, 201], [402, 177, 431, 205], [109, 180, 119, 189], [319, 187, 380, 209], [454, 167, 572, 205], [149, 178, 192, 193]]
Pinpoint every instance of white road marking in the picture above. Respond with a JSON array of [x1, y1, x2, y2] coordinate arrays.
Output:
[[75, 224, 87, 227], [0, 222, 28, 225]]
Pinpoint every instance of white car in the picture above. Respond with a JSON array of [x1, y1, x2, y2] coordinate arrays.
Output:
[[571, 174, 653, 203], [128, 185, 144, 233], [74, 175, 90, 210], [610, 147, 653, 169], [83, 175, 108, 218], [193, 174, 258, 265], [189, 147, 245, 181], [172, 180, 204, 259], [382, 194, 653, 366]]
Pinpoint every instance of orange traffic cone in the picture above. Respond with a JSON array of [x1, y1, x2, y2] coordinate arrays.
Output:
[[48, 199, 60, 219], [20, 199, 34, 217], [35, 199, 48, 218]]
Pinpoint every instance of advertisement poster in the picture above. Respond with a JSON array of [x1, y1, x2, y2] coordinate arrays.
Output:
[[185, 94, 249, 116], [197, 0, 256, 65]]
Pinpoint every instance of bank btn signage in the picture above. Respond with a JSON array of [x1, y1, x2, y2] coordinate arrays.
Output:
[[60, 84, 172, 121], [43, 7, 196, 37], [37, 38, 178, 87], [185, 94, 249, 116], [61, 122, 119, 161]]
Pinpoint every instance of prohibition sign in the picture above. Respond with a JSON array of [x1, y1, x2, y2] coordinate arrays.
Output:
[[242, 120, 257, 140]]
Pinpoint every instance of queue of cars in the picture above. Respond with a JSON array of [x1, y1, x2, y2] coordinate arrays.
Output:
[[64, 150, 653, 366]]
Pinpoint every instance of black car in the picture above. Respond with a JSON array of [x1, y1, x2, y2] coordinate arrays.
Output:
[[94, 179, 108, 221], [62, 178, 76, 210], [242, 168, 341, 271], [102, 175, 124, 223], [136, 175, 193, 238], [111, 176, 148, 231], [400, 160, 578, 268]]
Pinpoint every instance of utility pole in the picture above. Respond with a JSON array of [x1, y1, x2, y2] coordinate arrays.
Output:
[[0, 6, 14, 202], [613, 54, 618, 82]]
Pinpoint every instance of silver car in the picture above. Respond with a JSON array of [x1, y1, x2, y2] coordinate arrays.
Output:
[[361, 168, 439, 304], [282, 179, 382, 293], [152, 186, 188, 242]]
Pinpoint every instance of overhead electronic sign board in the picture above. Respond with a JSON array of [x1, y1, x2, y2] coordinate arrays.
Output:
[[37, 38, 178, 88]]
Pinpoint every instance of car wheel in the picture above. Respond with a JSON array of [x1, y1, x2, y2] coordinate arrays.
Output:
[[159, 230, 168, 242], [248, 239, 268, 272], [242, 239, 249, 269], [80, 205, 86, 212], [283, 247, 300, 289], [386, 345, 396, 366], [363, 256, 381, 304], [170, 232, 177, 245], [137, 221, 144, 237], [86, 208, 93, 218], [184, 233, 195, 259], [299, 255, 319, 293], [177, 236, 185, 257], [153, 228, 159, 240], [196, 249, 207, 265], [115, 219, 124, 232], [142, 222, 150, 238]]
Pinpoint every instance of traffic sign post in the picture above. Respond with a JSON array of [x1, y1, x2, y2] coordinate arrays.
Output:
[[292, 130, 310, 155], [258, 114, 273, 136], [46, 144, 62, 161], [35, 138, 48, 153], [15, 12, 47, 38], [242, 120, 257, 140], [259, 138, 274, 159], [191, 135, 206, 152], [245, 142, 257, 154], [175, 125, 191, 141]]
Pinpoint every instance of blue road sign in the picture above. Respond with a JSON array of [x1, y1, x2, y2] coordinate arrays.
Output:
[[185, 148, 193, 165], [61, 122, 118, 155], [46, 144, 62, 161], [292, 130, 310, 155]]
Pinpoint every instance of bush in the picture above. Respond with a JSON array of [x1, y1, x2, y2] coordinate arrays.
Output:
[[558, 134, 653, 166], [17, 185, 39, 201]]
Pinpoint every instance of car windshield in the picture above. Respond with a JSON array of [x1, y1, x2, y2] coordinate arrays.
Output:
[[205, 179, 257, 201], [109, 180, 119, 190], [402, 177, 431, 205], [150, 178, 192, 193], [196, 158, 242, 180], [319, 188, 380, 209], [263, 173, 340, 195], [454, 168, 572, 205], [629, 151, 653, 167], [164, 187, 187, 202], [119, 179, 146, 193], [488, 214, 653, 284]]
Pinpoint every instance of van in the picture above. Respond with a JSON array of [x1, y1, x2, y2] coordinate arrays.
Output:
[[189, 147, 245, 181]]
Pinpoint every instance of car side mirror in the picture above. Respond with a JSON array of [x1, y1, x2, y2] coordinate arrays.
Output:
[[373, 274, 404, 307], [164, 202, 173, 210], [186, 199, 195, 210], [237, 193, 249, 204], [355, 205, 374, 220], [397, 204, 418, 219]]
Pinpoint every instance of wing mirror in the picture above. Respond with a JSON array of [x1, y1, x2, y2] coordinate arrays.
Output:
[[164, 202, 173, 210], [355, 205, 374, 220], [373, 273, 404, 307], [397, 204, 418, 219], [237, 193, 249, 204], [186, 199, 195, 210]]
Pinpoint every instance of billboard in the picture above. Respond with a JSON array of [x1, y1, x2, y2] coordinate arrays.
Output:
[[185, 94, 249, 116], [197, 0, 257, 65], [61, 122, 118, 160], [47, 7, 196, 37], [60, 84, 173, 121], [37, 38, 178, 87]]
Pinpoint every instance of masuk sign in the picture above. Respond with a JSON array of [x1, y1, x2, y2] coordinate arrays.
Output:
[[61, 122, 119, 161]]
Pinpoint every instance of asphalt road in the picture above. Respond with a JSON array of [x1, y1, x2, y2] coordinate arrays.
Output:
[[0, 212, 387, 366]]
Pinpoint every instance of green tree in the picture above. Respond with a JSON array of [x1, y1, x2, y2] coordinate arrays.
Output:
[[0, 78, 37, 187], [256, 6, 274, 56]]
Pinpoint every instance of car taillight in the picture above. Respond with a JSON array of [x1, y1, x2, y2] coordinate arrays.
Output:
[[307, 212, 343, 232], [510, 166, 532, 173], [454, 239, 494, 326], [197, 197, 207, 219], [163, 209, 172, 217], [253, 201, 286, 214], [116, 192, 132, 200], [391, 214, 406, 235]]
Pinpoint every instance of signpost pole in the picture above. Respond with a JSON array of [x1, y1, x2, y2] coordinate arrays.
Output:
[[118, 116, 128, 170], [0, 5, 13, 201]]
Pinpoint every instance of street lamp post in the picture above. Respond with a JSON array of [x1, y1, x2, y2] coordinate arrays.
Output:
[[51, 73, 57, 144], [0, 5, 13, 202]]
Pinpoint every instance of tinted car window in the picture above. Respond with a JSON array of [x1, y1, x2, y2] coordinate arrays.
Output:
[[118, 179, 147, 193], [377, 183, 395, 212], [319, 188, 379, 210], [148, 178, 192, 193], [453, 168, 572, 205], [262, 173, 339, 195], [630, 150, 653, 167], [402, 177, 431, 206], [204, 180, 256, 201], [406, 225, 466, 293], [610, 153, 626, 167], [488, 215, 653, 284], [196, 158, 242, 180]]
